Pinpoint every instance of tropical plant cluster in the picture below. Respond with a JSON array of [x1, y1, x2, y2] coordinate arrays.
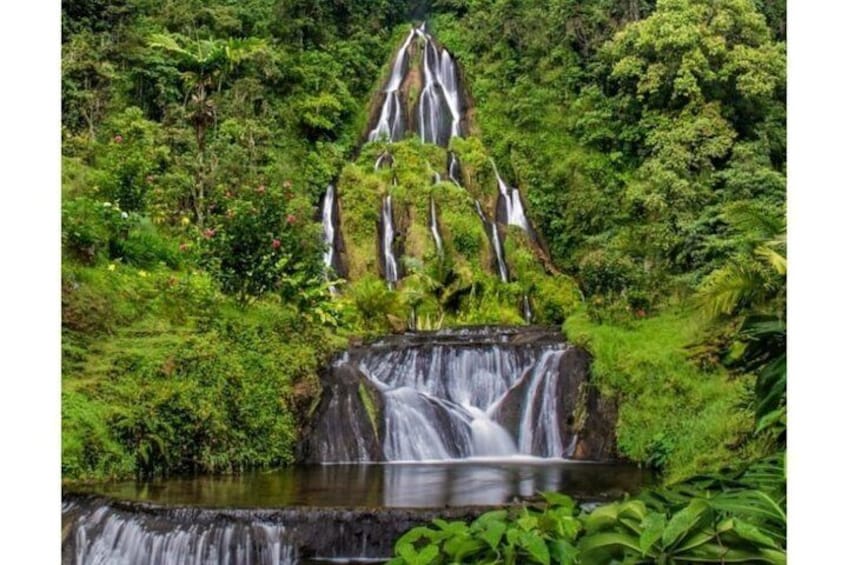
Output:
[[389, 456, 786, 564]]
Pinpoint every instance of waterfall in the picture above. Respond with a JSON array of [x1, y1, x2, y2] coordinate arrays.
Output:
[[368, 29, 416, 142], [321, 184, 336, 273], [429, 197, 443, 256], [70, 504, 296, 565], [374, 151, 393, 170], [491, 160, 530, 231], [523, 294, 533, 323], [515, 350, 565, 457], [308, 328, 583, 462], [417, 29, 462, 146], [490, 222, 509, 283], [474, 200, 509, 282], [447, 151, 462, 186], [381, 196, 399, 286]]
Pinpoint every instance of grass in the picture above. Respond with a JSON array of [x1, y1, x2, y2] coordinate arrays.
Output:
[[62, 262, 343, 482], [565, 306, 758, 482]]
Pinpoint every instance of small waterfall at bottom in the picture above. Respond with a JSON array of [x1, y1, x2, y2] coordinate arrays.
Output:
[[302, 327, 618, 464], [64, 499, 297, 565]]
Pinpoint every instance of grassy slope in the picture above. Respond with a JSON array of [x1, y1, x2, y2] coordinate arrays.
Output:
[[565, 307, 766, 482], [62, 262, 345, 481]]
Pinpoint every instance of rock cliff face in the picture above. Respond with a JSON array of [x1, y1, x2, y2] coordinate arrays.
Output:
[[298, 363, 385, 463], [299, 326, 619, 464]]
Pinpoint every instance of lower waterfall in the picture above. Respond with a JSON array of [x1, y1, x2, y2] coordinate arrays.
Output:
[[65, 500, 297, 565], [303, 327, 616, 464]]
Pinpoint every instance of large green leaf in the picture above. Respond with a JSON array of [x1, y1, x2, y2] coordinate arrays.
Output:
[[638, 512, 666, 555], [518, 531, 550, 564], [582, 503, 622, 533], [732, 519, 781, 550], [662, 499, 710, 549], [541, 492, 576, 509], [579, 531, 643, 554], [549, 539, 579, 564], [685, 542, 785, 563], [480, 521, 507, 550]]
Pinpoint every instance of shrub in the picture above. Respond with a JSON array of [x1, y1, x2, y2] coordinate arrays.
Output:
[[344, 274, 402, 333], [577, 249, 642, 297], [200, 185, 324, 304], [62, 197, 124, 264], [62, 390, 135, 480]]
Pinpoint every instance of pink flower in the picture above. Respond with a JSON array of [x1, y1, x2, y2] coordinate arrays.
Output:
[[271, 239, 281, 249], [286, 214, 296, 224], [256, 184, 266, 194], [179, 243, 189, 251], [202, 228, 216, 239], [636, 309, 646, 318], [114, 135, 123, 143]]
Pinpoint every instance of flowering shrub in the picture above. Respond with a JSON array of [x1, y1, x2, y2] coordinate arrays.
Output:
[[200, 183, 325, 304]]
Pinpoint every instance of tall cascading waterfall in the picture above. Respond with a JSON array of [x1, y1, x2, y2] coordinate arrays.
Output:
[[416, 26, 462, 147], [350, 25, 537, 287], [491, 159, 531, 232], [381, 195, 399, 287], [368, 29, 416, 142], [302, 328, 600, 463]]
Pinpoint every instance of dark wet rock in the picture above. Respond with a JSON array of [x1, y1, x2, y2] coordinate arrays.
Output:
[[298, 363, 385, 463], [490, 343, 618, 461], [573, 385, 619, 460]]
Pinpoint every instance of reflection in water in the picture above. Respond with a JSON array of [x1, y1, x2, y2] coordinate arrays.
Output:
[[88, 460, 649, 509]]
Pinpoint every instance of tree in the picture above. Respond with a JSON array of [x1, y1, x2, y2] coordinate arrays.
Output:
[[148, 33, 268, 224]]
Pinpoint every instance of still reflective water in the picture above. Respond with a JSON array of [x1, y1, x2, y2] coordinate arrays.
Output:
[[83, 459, 649, 509]]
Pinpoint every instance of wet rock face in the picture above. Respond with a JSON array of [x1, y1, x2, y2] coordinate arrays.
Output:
[[298, 363, 385, 464], [300, 326, 619, 463]]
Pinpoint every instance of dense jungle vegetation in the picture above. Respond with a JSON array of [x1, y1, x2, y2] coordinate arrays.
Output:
[[61, 0, 785, 533]]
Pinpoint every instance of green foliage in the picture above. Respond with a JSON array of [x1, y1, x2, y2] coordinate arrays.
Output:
[[343, 274, 404, 334], [62, 389, 135, 480], [389, 493, 582, 565], [199, 183, 325, 304], [565, 308, 760, 482], [579, 494, 784, 564], [390, 457, 786, 564], [62, 263, 341, 480]]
